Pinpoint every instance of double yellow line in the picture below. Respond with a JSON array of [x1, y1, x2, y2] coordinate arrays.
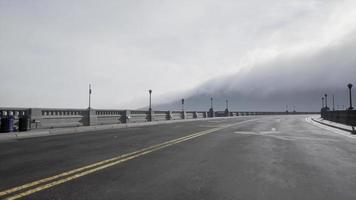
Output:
[[0, 119, 256, 200]]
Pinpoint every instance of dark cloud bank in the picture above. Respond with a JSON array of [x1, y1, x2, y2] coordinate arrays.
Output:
[[155, 32, 356, 112]]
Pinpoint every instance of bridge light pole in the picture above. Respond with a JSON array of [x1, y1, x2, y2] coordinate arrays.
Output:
[[88, 84, 92, 109], [209, 97, 214, 118], [225, 99, 229, 116], [148, 90, 152, 121], [210, 97, 213, 110], [148, 90, 152, 111], [347, 83, 353, 110], [332, 94, 335, 111], [324, 94, 328, 109], [181, 98, 185, 112]]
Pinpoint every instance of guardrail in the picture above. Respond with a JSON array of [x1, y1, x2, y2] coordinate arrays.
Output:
[[321, 110, 356, 126], [0, 107, 319, 132]]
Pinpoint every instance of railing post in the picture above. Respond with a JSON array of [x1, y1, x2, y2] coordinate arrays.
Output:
[[87, 109, 98, 126], [193, 112, 198, 118], [29, 108, 42, 129], [121, 110, 131, 123], [167, 111, 173, 120], [182, 111, 186, 119], [148, 110, 154, 122]]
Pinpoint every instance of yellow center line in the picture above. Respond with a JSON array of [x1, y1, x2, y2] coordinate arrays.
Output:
[[1, 119, 257, 200], [0, 128, 210, 197]]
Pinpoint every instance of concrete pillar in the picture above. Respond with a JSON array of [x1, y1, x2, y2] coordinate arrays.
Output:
[[87, 109, 98, 126], [182, 111, 186, 119], [208, 108, 214, 118], [148, 110, 154, 122], [121, 110, 131, 123], [167, 111, 173, 120], [224, 108, 229, 117], [193, 112, 198, 118], [29, 108, 42, 129]]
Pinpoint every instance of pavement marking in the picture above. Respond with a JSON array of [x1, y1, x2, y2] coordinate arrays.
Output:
[[234, 129, 339, 142], [0, 119, 258, 200]]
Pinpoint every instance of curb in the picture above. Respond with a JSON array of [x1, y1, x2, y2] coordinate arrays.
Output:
[[311, 118, 356, 134]]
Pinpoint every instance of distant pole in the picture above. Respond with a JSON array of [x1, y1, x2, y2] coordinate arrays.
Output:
[[149, 90, 152, 111], [332, 94, 335, 111], [88, 84, 92, 109], [226, 99, 229, 110], [322, 97, 324, 108], [286, 105, 288, 112], [324, 94, 328, 109], [210, 97, 213, 109], [347, 83, 353, 110], [181, 98, 185, 112]]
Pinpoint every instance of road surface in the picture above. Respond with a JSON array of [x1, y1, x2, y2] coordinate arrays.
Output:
[[1, 115, 356, 200]]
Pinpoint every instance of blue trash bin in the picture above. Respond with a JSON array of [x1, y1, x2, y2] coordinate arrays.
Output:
[[0, 116, 14, 133], [8, 116, 14, 132]]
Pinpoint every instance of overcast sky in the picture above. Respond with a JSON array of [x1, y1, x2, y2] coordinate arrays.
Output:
[[1, 0, 356, 109]]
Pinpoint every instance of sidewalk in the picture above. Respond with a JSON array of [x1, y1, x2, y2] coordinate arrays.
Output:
[[310, 117, 356, 135], [0, 116, 247, 141]]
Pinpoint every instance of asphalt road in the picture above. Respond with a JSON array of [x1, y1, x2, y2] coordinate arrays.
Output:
[[1, 115, 356, 200]]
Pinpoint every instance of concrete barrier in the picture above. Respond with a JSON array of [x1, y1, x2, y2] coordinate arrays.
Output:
[[321, 110, 356, 126], [0, 107, 319, 132]]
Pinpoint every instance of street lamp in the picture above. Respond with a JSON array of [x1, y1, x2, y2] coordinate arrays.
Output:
[[88, 84, 92, 109], [332, 94, 335, 111], [324, 94, 328, 109], [209, 97, 214, 118], [148, 89, 152, 121], [347, 83, 353, 110], [148, 89, 152, 111], [181, 98, 185, 112], [210, 97, 213, 109], [321, 97, 324, 108]]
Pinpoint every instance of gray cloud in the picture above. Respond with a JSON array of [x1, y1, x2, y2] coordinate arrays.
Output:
[[157, 30, 356, 111], [1, 0, 355, 109]]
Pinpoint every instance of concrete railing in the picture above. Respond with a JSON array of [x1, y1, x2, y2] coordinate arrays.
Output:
[[0, 107, 319, 132], [321, 110, 356, 126]]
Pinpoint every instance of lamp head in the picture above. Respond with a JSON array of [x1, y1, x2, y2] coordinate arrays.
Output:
[[348, 83, 353, 89]]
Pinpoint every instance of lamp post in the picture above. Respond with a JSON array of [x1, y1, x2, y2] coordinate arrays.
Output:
[[181, 98, 185, 112], [322, 97, 324, 108], [148, 90, 152, 121], [149, 90, 152, 111], [347, 83, 353, 110], [209, 97, 214, 118], [210, 97, 213, 109], [88, 84, 92, 109], [332, 94, 335, 111], [324, 94, 328, 109], [225, 99, 229, 116]]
